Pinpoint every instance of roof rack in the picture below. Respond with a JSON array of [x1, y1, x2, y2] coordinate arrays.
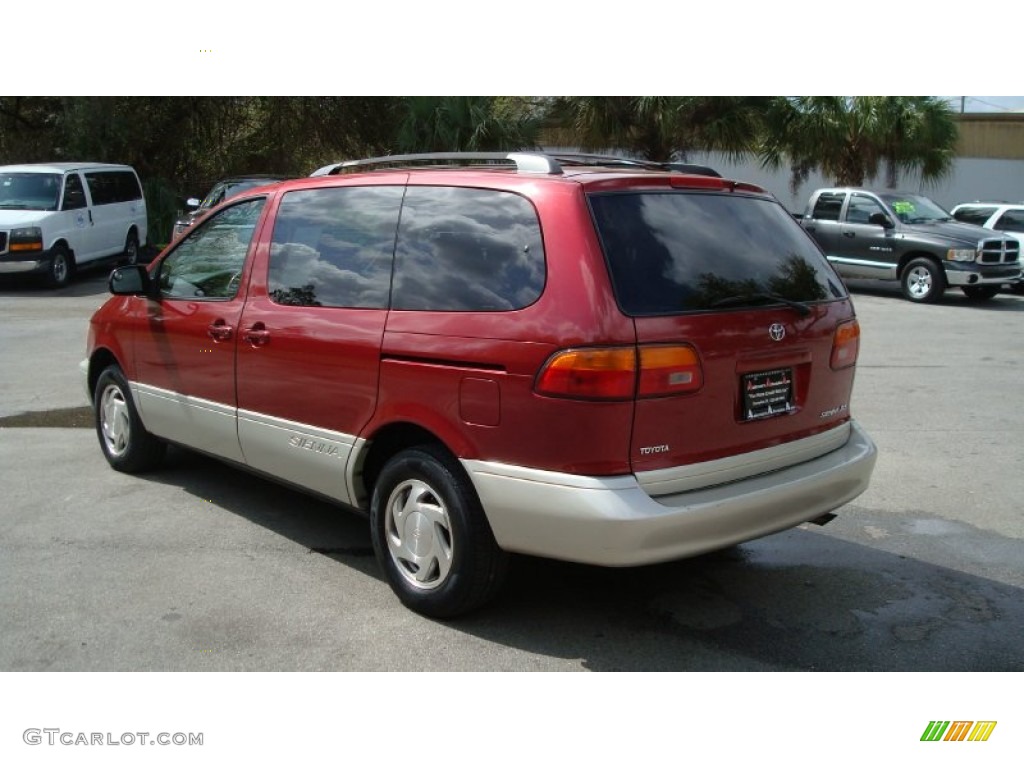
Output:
[[545, 152, 664, 170], [543, 153, 721, 177], [309, 152, 564, 177]]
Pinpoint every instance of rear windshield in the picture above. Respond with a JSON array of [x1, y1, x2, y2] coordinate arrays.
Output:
[[589, 191, 846, 316]]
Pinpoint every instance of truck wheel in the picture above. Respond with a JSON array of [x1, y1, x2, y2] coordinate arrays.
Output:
[[901, 258, 945, 303], [94, 365, 166, 473], [46, 244, 74, 288], [961, 285, 999, 301], [370, 444, 508, 618]]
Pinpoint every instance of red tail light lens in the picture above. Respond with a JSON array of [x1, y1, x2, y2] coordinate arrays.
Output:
[[535, 344, 704, 400], [830, 319, 860, 370], [535, 347, 636, 400]]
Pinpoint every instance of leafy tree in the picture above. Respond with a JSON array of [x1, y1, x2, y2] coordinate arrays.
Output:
[[758, 96, 958, 191]]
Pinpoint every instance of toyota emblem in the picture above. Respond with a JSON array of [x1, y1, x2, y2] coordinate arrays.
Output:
[[769, 323, 786, 341]]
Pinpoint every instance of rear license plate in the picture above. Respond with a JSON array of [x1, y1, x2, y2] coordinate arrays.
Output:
[[742, 368, 794, 420]]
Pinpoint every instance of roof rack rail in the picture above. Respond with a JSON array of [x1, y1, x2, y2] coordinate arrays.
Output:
[[309, 152, 563, 177], [547, 153, 721, 177], [546, 152, 664, 170]]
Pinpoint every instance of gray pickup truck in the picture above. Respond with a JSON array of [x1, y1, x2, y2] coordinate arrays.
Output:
[[800, 188, 1021, 302]]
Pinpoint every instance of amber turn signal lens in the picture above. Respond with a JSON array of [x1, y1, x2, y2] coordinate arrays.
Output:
[[830, 319, 860, 370]]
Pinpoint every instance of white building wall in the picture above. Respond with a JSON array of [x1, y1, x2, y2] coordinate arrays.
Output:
[[684, 152, 1024, 213]]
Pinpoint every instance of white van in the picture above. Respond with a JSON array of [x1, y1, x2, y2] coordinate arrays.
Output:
[[0, 163, 148, 287]]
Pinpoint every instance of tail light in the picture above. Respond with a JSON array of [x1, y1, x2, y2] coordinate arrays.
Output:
[[830, 319, 860, 370], [535, 344, 703, 400]]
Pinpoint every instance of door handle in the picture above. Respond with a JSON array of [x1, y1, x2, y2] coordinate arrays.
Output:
[[843, 231, 856, 238], [243, 322, 270, 347], [207, 320, 233, 341]]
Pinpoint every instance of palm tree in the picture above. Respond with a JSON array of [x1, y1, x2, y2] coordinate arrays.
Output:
[[394, 97, 542, 153], [544, 96, 771, 162], [758, 96, 958, 191]]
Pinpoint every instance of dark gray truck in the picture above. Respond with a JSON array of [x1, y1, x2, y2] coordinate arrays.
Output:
[[800, 188, 1021, 302]]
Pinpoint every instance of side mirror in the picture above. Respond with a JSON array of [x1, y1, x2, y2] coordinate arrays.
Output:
[[868, 212, 894, 229], [109, 265, 152, 296], [186, 197, 201, 208]]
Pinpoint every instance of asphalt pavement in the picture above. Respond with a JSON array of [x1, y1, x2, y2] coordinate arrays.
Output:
[[1, 272, 1022, 671]]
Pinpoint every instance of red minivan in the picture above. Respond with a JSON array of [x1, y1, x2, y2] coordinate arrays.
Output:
[[83, 152, 877, 617]]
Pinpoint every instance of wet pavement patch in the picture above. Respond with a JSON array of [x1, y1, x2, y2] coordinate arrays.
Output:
[[0, 406, 93, 428]]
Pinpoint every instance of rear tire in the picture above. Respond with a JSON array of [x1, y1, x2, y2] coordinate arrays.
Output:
[[900, 257, 945, 303], [94, 365, 166, 473], [122, 231, 140, 265], [370, 444, 508, 618]]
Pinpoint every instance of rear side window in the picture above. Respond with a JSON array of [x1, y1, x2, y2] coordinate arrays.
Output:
[[952, 206, 997, 226], [993, 210, 1024, 233], [392, 186, 545, 311], [268, 186, 403, 309], [811, 192, 845, 221], [84, 170, 142, 205], [590, 192, 846, 316]]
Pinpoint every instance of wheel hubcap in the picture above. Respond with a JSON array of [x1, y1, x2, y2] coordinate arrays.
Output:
[[908, 267, 932, 298], [99, 384, 131, 457], [53, 254, 67, 283], [126, 239, 138, 264], [384, 479, 453, 590]]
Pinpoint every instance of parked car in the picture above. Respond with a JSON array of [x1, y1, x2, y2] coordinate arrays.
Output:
[[83, 152, 877, 617], [171, 175, 287, 241], [800, 188, 1021, 302], [0, 162, 147, 287], [950, 201, 1024, 294]]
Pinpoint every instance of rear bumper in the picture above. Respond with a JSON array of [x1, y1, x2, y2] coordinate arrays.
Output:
[[465, 420, 877, 566]]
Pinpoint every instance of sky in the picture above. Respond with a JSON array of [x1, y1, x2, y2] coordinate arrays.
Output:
[[941, 97, 1024, 113]]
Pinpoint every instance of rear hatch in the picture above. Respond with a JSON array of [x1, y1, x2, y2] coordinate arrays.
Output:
[[587, 183, 860, 487]]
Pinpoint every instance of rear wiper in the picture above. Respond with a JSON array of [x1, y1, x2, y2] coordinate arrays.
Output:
[[710, 293, 811, 316]]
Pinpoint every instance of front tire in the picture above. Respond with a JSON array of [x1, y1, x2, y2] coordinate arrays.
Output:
[[900, 257, 945, 303], [46, 244, 74, 288], [94, 365, 166, 473], [370, 445, 508, 618]]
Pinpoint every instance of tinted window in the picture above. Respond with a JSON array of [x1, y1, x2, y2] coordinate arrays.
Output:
[[952, 206, 997, 226], [811, 192, 845, 221], [392, 186, 545, 311], [993, 210, 1024, 233], [846, 194, 886, 224], [62, 173, 86, 210], [159, 198, 265, 300], [85, 170, 141, 205], [590, 191, 846, 316], [268, 186, 403, 309]]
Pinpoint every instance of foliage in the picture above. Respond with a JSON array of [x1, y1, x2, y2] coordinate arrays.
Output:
[[543, 96, 772, 162], [0, 96, 962, 238], [394, 97, 542, 152], [758, 96, 958, 191]]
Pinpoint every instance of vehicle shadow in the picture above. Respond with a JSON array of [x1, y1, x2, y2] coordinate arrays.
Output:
[[148, 447, 1024, 672], [0, 271, 111, 298], [845, 280, 1024, 311]]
